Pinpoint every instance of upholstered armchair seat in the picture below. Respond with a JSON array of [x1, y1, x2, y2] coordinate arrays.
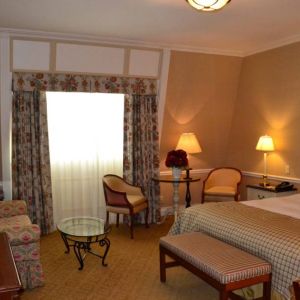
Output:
[[204, 186, 236, 196], [0, 200, 44, 289]]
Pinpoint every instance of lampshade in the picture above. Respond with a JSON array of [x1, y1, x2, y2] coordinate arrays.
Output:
[[176, 133, 202, 154], [186, 0, 231, 11], [256, 135, 275, 152]]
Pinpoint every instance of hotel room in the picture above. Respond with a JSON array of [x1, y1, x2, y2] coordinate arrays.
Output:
[[0, 1, 300, 299]]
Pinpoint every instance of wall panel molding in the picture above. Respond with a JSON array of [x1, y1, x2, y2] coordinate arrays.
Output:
[[10, 36, 162, 79], [159, 168, 300, 183]]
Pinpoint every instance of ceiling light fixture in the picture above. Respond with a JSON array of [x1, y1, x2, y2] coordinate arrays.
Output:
[[186, 0, 231, 12]]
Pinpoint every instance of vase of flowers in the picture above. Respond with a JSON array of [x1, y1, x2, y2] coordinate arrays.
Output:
[[165, 149, 188, 179]]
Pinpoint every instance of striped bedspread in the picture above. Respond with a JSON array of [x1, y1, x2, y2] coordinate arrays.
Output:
[[169, 202, 300, 299]]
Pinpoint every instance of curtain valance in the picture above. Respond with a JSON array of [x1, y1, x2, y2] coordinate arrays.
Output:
[[12, 72, 157, 95]]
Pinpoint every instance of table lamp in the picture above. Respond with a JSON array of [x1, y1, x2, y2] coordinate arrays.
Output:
[[176, 132, 202, 179], [256, 135, 275, 187]]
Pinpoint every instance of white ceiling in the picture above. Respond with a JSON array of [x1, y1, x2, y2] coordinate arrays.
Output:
[[1, 0, 300, 56]]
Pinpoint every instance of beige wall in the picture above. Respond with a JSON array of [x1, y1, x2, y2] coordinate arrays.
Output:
[[226, 41, 300, 178], [160, 50, 243, 171], [0, 119, 2, 180], [159, 43, 300, 207]]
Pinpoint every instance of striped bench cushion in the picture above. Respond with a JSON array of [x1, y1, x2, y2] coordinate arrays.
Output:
[[160, 232, 271, 284]]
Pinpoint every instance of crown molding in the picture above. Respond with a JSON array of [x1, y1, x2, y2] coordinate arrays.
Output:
[[244, 34, 300, 57], [0, 27, 163, 50], [0, 27, 244, 57], [2, 27, 300, 60]]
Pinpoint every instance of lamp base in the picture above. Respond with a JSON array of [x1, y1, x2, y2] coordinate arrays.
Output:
[[259, 175, 270, 187]]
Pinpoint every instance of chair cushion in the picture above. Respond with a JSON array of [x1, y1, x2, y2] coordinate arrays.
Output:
[[106, 201, 148, 215], [205, 186, 236, 196], [127, 194, 147, 206]]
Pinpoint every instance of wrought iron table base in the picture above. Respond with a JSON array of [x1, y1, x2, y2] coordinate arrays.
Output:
[[60, 233, 110, 270]]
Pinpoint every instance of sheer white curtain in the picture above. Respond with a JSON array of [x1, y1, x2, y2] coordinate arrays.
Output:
[[46, 92, 124, 225]]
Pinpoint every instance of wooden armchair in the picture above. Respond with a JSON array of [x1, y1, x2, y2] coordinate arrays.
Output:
[[202, 167, 242, 203], [102, 174, 149, 239]]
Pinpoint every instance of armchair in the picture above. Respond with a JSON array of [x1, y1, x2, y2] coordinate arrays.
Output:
[[0, 200, 44, 289], [201, 167, 242, 203], [102, 174, 149, 239]]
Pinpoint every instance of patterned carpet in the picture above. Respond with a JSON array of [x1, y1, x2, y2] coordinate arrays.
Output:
[[22, 216, 218, 300]]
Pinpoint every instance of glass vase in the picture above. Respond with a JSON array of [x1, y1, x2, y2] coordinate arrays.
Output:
[[172, 167, 182, 179]]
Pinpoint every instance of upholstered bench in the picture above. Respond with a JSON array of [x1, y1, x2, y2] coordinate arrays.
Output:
[[159, 232, 272, 300]]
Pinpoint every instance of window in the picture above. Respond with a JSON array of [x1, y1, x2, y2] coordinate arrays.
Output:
[[46, 92, 124, 224]]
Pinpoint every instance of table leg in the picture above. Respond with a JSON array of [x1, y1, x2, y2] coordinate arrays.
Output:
[[172, 181, 180, 219], [60, 232, 70, 254], [73, 241, 88, 270], [87, 237, 110, 267], [185, 181, 191, 208], [99, 237, 110, 266]]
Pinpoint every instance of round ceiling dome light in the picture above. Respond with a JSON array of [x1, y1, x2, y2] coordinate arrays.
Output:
[[186, 0, 231, 12]]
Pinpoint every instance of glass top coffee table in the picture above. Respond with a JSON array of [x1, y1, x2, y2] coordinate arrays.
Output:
[[57, 217, 111, 270]]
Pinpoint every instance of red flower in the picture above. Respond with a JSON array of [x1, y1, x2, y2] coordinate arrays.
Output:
[[165, 149, 188, 168]]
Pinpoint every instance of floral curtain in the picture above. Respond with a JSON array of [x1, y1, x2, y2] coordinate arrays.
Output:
[[123, 94, 161, 223], [13, 73, 157, 94], [12, 72, 161, 225], [12, 90, 53, 234]]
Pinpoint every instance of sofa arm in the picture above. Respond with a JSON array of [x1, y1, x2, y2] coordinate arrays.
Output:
[[1, 224, 41, 246], [0, 200, 28, 218]]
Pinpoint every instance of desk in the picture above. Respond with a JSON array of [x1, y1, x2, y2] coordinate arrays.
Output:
[[152, 175, 201, 219]]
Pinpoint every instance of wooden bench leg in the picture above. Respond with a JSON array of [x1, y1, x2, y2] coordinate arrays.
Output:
[[263, 279, 272, 300], [159, 246, 166, 282], [220, 290, 229, 300]]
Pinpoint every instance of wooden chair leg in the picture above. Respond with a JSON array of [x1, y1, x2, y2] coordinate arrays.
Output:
[[116, 213, 119, 227], [201, 192, 205, 204], [106, 211, 109, 225], [159, 246, 166, 282], [130, 214, 134, 239], [145, 207, 149, 228]]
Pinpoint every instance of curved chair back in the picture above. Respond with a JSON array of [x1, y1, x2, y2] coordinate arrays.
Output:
[[205, 168, 242, 189], [103, 174, 129, 207], [103, 174, 128, 192]]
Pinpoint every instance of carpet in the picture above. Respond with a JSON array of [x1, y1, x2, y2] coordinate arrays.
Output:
[[22, 217, 218, 300]]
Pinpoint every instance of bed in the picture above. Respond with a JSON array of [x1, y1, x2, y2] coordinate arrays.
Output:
[[169, 194, 300, 300]]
